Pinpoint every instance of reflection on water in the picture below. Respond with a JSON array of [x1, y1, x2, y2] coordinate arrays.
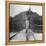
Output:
[[10, 29, 42, 42]]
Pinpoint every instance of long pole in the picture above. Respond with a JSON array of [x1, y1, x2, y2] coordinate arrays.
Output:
[[26, 20, 29, 41]]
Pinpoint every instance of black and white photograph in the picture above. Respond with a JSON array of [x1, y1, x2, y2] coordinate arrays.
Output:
[[9, 4, 43, 42]]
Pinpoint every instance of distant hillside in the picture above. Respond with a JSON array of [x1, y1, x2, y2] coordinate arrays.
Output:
[[10, 10, 42, 33]]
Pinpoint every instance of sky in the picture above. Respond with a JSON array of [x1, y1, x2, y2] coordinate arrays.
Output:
[[10, 4, 42, 17]]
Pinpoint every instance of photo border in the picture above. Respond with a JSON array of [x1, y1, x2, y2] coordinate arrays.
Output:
[[6, 1, 45, 45]]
